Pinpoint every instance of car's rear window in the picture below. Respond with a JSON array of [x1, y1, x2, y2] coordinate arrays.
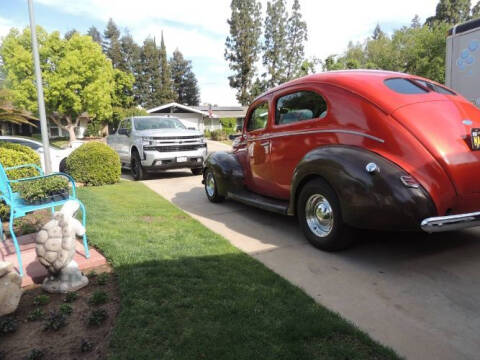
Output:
[[384, 78, 428, 94], [412, 79, 456, 95]]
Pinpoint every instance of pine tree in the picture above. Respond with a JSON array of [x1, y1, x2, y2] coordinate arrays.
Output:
[[428, 0, 471, 25], [225, 0, 262, 105], [120, 33, 142, 104], [411, 15, 422, 29], [158, 33, 175, 104], [170, 49, 200, 106], [263, 0, 288, 87], [103, 18, 123, 68], [284, 0, 308, 81], [372, 24, 385, 40], [64, 29, 78, 40], [473, 1, 480, 18], [139, 37, 162, 109], [87, 26, 102, 46]]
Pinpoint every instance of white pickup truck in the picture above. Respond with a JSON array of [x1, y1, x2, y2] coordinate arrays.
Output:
[[106, 116, 207, 180], [446, 18, 480, 107]]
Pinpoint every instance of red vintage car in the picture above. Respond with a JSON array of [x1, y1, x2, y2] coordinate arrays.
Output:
[[202, 70, 480, 250]]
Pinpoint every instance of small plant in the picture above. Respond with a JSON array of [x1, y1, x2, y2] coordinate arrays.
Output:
[[64, 291, 78, 303], [27, 308, 45, 321], [43, 311, 67, 331], [87, 308, 108, 327], [97, 272, 109, 285], [88, 290, 108, 306], [59, 303, 73, 316], [86, 270, 97, 279], [0, 316, 17, 334], [33, 294, 50, 306], [26, 349, 44, 360], [80, 339, 94, 353], [13, 176, 69, 204]]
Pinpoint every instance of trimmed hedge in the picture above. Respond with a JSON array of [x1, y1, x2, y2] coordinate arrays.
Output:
[[0, 142, 42, 220], [65, 142, 120, 186]]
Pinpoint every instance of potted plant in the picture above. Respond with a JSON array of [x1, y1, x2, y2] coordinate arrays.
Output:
[[13, 176, 70, 205]]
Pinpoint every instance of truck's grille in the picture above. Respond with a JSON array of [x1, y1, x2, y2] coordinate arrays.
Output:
[[152, 135, 203, 140], [145, 144, 206, 152]]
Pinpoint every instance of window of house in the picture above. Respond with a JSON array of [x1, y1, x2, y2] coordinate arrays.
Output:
[[246, 102, 269, 132], [275, 91, 328, 125]]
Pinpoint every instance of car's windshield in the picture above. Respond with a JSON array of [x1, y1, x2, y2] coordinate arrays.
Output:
[[134, 117, 186, 130]]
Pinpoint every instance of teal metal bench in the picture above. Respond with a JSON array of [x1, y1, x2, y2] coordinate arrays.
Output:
[[0, 163, 89, 276]]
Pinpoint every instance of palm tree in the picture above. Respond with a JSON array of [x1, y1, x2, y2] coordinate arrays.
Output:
[[0, 88, 38, 127]]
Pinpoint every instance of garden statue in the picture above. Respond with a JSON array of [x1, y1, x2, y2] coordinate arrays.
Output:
[[0, 261, 22, 316], [35, 200, 88, 293]]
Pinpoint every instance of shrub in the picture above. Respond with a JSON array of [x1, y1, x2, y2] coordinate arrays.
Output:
[[64, 291, 78, 303], [27, 308, 45, 321], [0, 316, 17, 334], [65, 142, 120, 186], [26, 349, 44, 360], [43, 311, 67, 331], [12, 176, 69, 203], [88, 290, 108, 306], [59, 303, 73, 316], [33, 294, 50, 306], [0, 142, 42, 220], [87, 308, 108, 327]]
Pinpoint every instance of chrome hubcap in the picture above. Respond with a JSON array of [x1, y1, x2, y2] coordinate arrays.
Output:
[[206, 172, 215, 197], [305, 194, 334, 237]]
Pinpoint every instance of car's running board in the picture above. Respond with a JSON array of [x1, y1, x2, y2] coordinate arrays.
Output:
[[227, 191, 289, 215]]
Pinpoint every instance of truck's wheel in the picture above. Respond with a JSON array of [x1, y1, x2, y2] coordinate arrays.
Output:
[[297, 178, 353, 251], [204, 169, 224, 203], [191, 168, 203, 175], [131, 150, 145, 181]]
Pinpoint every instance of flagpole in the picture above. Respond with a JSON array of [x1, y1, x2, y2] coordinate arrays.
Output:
[[27, 0, 52, 174]]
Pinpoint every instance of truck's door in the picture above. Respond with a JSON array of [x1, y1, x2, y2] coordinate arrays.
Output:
[[117, 119, 132, 162]]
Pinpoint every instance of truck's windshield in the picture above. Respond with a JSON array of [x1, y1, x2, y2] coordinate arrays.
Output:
[[134, 117, 186, 130]]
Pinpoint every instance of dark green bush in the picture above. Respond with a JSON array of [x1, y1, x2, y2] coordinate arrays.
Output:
[[33, 294, 50, 306], [64, 291, 78, 303], [87, 308, 108, 327], [43, 311, 67, 331], [0, 142, 42, 220], [0, 316, 17, 334], [12, 176, 69, 203], [65, 142, 120, 186], [88, 290, 108, 306]]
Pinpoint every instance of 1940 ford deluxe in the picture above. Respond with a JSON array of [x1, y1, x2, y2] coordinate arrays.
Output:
[[202, 70, 480, 250]]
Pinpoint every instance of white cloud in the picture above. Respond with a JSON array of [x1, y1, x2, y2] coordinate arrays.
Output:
[[0, 17, 15, 40]]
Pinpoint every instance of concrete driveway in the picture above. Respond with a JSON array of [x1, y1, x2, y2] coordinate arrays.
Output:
[[140, 141, 480, 360]]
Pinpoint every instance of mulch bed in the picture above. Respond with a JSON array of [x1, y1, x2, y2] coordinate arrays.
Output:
[[0, 265, 119, 360]]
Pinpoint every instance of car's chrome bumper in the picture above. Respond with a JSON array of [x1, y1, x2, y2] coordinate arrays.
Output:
[[421, 211, 480, 233]]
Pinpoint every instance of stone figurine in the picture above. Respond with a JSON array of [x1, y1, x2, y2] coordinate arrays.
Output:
[[0, 261, 22, 316], [35, 200, 88, 293]]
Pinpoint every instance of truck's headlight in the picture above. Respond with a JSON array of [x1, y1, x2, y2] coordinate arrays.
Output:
[[200, 137, 206, 143], [142, 136, 154, 145]]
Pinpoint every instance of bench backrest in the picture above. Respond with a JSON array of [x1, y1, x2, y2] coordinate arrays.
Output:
[[0, 164, 12, 201]]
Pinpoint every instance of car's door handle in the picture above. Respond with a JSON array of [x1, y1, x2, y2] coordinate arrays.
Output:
[[260, 141, 271, 154]]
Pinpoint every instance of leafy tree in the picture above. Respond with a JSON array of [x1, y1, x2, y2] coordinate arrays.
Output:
[[170, 49, 200, 106], [0, 27, 117, 142], [473, 1, 480, 18], [263, 0, 288, 87], [87, 26, 102, 45], [285, 0, 308, 80], [158, 33, 175, 104], [225, 0, 262, 105], [427, 0, 471, 25], [0, 88, 37, 127], [103, 18, 123, 69]]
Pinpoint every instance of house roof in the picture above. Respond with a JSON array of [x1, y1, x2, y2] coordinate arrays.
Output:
[[147, 102, 218, 118]]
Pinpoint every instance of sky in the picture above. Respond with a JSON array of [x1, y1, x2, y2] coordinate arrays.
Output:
[[0, 0, 469, 106]]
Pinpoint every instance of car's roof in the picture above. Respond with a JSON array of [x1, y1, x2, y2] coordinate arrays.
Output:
[[256, 70, 459, 114]]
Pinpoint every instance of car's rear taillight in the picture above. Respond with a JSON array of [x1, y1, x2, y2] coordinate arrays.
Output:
[[400, 175, 420, 188]]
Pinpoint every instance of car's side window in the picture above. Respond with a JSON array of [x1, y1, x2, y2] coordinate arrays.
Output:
[[246, 102, 269, 132], [275, 91, 328, 125], [124, 119, 132, 130]]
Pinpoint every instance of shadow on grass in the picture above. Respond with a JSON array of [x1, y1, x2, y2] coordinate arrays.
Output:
[[110, 254, 399, 360]]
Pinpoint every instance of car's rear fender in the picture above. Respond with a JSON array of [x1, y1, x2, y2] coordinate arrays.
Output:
[[289, 145, 437, 231]]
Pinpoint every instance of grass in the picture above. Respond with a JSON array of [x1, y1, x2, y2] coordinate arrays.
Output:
[[78, 181, 400, 360]]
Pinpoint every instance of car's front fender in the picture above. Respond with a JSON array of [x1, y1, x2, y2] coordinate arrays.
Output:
[[289, 145, 437, 231], [203, 151, 244, 196]]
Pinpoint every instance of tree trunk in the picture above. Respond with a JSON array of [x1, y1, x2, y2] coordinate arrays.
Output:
[[66, 125, 77, 143]]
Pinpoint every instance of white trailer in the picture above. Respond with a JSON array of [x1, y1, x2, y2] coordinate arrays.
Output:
[[446, 18, 480, 107]]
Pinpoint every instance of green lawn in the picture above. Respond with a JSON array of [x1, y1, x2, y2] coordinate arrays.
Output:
[[79, 181, 400, 360]]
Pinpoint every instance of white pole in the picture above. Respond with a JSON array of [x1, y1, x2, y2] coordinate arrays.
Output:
[[27, 0, 52, 174]]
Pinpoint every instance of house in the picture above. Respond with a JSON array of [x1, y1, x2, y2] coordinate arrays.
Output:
[[0, 119, 88, 139], [147, 103, 247, 131]]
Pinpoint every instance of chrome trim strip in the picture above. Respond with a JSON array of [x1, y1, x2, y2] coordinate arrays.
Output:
[[421, 211, 480, 233], [247, 129, 385, 143]]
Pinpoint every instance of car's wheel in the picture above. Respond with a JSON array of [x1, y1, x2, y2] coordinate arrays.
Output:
[[59, 158, 67, 173], [204, 169, 224, 203], [297, 178, 353, 251], [131, 150, 145, 181], [191, 167, 203, 175]]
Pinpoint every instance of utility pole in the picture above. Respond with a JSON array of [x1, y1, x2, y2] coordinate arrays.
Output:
[[27, 0, 52, 174]]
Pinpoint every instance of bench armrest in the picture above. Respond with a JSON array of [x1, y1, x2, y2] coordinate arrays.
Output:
[[9, 172, 77, 198], [4, 164, 44, 177]]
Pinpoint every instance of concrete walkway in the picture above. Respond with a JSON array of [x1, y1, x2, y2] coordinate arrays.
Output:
[[142, 147, 480, 360]]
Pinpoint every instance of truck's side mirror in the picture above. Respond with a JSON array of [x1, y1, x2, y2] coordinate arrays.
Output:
[[118, 128, 130, 136], [229, 134, 241, 140]]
